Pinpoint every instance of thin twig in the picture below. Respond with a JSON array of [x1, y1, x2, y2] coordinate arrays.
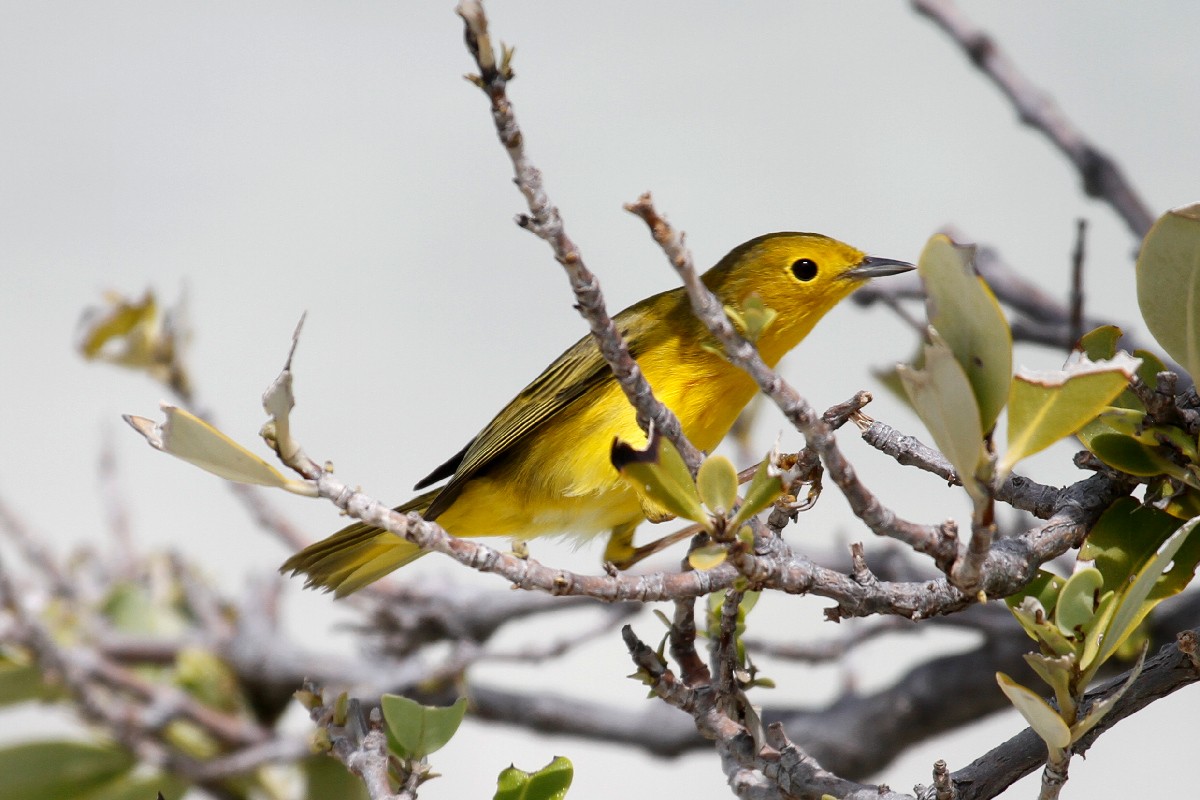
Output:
[[1068, 218, 1087, 348], [454, 1, 702, 469]]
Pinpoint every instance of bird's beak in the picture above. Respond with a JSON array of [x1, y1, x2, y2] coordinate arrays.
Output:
[[842, 256, 915, 280]]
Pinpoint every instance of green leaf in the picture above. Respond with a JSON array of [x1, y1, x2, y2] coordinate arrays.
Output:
[[898, 330, 986, 500], [1080, 498, 1182, 596], [1079, 325, 1122, 360], [996, 673, 1071, 750], [611, 431, 707, 525], [1132, 348, 1168, 389], [696, 455, 738, 517], [1005, 570, 1065, 617], [1096, 514, 1200, 666], [999, 353, 1141, 477], [123, 405, 314, 494], [1054, 567, 1103, 637], [730, 453, 783, 527], [493, 756, 573, 800], [303, 754, 370, 800], [1078, 589, 1117, 675], [918, 234, 1013, 432], [1078, 428, 1183, 478], [0, 740, 135, 799], [1136, 203, 1200, 381], [380, 695, 468, 760], [0, 652, 57, 705]]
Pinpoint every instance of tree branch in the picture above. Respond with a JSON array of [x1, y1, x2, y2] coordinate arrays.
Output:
[[454, 0, 702, 468], [911, 0, 1154, 238]]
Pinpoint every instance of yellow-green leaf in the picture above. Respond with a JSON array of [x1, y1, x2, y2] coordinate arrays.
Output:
[[1078, 325, 1122, 361], [1005, 570, 1065, 617], [494, 756, 573, 800], [1136, 203, 1200, 381], [1009, 597, 1076, 656], [1055, 567, 1102, 637], [688, 544, 728, 571], [1079, 429, 1186, 479], [1078, 589, 1117, 675], [696, 455, 738, 517], [611, 431, 706, 525], [996, 673, 1071, 750], [898, 330, 986, 500], [918, 234, 1013, 432], [123, 405, 314, 495], [1023, 652, 1075, 721], [731, 453, 784, 527], [999, 352, 1141, 477]]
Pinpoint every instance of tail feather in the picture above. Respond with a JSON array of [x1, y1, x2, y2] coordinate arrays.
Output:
[[281, 489, 438, 596]]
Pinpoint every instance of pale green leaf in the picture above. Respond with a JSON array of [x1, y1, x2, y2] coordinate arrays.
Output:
[[730, 454, 783, 527], [1023, 653, 1076, 721], [611, 432, 706, 525], [1009, 597, 1077, 657], [1078, 590, 1117, 675], [494, 756, 573, 800], [1005, 570, 1065, 617], [1054, 567, 1102, 637], [1136, 203, 1200, 381], [381, 695, 468, 760], [898, 330, 986, 500], [918, 234, 1013, 431], [688, 544, 728, 571], [261, 316, 304, 462], [999, 352, 1141, 477], [996, 673, 1071, 750], [696, 455, 738, 516], [123, 405, 314, 495]]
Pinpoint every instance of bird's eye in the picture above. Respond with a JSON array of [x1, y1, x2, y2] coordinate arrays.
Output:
[[791, 258, 818, 281]]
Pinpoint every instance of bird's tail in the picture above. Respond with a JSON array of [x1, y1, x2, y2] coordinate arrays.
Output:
[[280, 489, 439, 597]]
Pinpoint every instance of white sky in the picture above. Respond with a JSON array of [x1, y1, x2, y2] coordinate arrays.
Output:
[[1, 1, 1197, 798]]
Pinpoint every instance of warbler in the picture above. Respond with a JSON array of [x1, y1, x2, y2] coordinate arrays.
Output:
[[283, 232, 912, 594]]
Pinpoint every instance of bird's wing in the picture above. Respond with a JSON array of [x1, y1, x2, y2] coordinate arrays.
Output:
[[420, 302, 658, 520]]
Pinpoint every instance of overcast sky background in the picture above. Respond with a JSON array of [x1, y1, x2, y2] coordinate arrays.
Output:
[[1, 1, 1198, 797]]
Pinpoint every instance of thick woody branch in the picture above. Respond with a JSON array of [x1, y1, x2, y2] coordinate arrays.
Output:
[[950, 628, 1200, 799]]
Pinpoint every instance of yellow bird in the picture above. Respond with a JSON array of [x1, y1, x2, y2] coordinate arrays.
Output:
[[283, 233, 912, 595]]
